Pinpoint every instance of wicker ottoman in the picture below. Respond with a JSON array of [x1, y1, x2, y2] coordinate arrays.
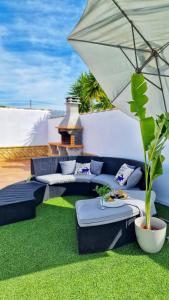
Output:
[[0, 181, 46, 226], [75, 190, 156, 254]]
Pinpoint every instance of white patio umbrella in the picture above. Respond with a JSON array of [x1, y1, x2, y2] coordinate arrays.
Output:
[[68, 0, 169, 117]]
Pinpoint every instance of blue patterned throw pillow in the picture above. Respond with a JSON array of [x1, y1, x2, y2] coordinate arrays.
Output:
[[115, 163, 135, 186], [75, 163, 91, 175]]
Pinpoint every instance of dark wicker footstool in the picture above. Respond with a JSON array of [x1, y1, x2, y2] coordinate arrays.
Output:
[[75, 197, 140, 254], [0, 181, 46, 226]]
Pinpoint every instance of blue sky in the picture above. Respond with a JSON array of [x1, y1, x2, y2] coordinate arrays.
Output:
[[0, 0, 87, 110]]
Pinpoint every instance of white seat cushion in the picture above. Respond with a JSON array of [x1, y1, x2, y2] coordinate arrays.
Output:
[[75, 175, 96, 183], [36, 174, 77, 185], [36, 174, 96, 185], [92, 174, 128, 190]]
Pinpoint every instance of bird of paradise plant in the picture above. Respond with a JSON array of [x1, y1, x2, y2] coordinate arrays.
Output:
[[129, 73, 169, 229]]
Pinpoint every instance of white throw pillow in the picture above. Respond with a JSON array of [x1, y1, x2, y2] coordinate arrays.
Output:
[[115, 163, 135, 186], [75, 163, 91, 175]]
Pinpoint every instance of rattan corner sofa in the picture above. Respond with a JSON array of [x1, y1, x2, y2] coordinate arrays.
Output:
[[31, 155, 145, 199]]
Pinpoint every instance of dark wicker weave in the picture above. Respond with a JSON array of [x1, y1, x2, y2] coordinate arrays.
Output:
[[0, 181, 46, 226], [76, 215, 138, 254], [31, 156, 145, 197]]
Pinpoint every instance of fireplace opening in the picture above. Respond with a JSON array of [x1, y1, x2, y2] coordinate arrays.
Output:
[[60, 131, 71, 145], [59, 128, 83, 146]]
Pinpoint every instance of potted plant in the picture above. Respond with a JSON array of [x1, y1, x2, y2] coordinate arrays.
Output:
[[129, 73, 169, 253], [95, 185, 111, 209]]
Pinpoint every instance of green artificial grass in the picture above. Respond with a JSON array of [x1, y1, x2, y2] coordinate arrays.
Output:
[[0, 196, 169, 300]]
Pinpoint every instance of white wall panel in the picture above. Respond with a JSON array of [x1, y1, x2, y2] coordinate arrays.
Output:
[[81, 110, 143, 160], [0, 108, 50, 146], [48, 116, 62, 143]]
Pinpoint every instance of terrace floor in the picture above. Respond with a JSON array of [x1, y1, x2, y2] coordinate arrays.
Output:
[[0, 160, 30, 189], [0, 161, 169, 299], [0, 196, 168, 300]]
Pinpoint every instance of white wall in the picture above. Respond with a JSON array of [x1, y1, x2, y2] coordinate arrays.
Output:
[[0, 108, 50, 146], [48, 109, 169, 206], [48, 116, 62, 144], [81, 110, 144, 159]]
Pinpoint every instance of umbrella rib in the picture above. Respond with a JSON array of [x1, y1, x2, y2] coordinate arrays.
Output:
[[159, 41, 169, 54], [68, 38, 151, 53], [139, 53, 154, 72], [120, 48, 136, 69], [155, 56, 167, 112], [131, 24, 138, 69], [144, 76, 161, 90], [111, 81, 131, 103], [142, 72, 169, 78], [112, 0, 153, 52], [158, 54, 169, 68]]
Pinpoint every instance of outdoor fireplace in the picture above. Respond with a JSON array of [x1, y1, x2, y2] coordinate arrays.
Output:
[[49, 97, 83, 156]]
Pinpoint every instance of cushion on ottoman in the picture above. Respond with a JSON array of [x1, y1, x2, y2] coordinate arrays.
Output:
[[76, 190, 156, 227], [76, 198, 140, 227]]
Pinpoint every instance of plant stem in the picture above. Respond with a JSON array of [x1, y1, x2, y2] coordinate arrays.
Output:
[[145, 184, 152, 229], [139, 121, 150, 227]]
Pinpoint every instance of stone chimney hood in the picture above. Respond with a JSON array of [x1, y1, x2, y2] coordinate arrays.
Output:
[[49, 97, 83, 156], [59, 97, 82, 129]]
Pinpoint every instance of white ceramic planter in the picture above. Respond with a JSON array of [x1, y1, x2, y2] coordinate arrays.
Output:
[[135, 217, 167, 253]]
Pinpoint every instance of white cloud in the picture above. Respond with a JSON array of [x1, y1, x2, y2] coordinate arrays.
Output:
[[8, 0, 82, 15], [0, 44, 87, 109], [3, 0, 85, 48], [0, 0, 86, 109]]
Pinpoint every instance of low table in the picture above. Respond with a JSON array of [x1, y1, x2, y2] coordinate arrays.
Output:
[[75, 190, 156, 254]]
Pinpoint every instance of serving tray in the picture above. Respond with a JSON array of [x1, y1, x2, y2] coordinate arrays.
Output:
[[102, 198, 125, 208]]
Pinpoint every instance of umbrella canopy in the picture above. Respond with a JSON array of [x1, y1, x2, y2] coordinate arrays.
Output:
[[68, 0, 169, 117]]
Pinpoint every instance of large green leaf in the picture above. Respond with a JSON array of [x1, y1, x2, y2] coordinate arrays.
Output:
[[129, 73, 148, 119], [164, 114, 169, 139], [140, 117, 155, 151], [151, 155, 165, 180], [148, 115, 169, 162]]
